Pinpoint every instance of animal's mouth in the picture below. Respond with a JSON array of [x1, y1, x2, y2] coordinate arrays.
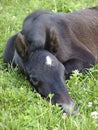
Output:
[[58, 101, 78, 115]]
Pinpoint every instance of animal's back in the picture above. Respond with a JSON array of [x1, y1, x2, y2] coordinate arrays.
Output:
[[62, 7, 98, 62]]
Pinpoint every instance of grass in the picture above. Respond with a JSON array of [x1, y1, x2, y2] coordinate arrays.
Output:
[[0, 0, 98, 130]]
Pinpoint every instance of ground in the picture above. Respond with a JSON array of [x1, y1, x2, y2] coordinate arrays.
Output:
[[0, 0, 98, 130]]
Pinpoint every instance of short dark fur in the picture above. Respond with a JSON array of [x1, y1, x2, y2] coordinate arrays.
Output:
[[3, 6, 98, 114], [4, 6, 98, 76]]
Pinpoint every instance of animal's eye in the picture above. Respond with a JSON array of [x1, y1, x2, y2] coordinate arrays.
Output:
[[27, 39, 32, 44], [30, 76, 39, 86]]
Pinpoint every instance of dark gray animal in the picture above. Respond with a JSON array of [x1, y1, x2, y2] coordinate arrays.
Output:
[[12, 49, 77, 114], [4, 6, 98, 114]]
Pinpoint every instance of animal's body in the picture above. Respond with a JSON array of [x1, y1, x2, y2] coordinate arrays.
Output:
[[3, 6, 98, 114], [22, 7, 98, 72]]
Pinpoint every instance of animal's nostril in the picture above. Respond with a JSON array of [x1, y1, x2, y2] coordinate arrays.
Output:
[[58, 104, 64, 111], [58, 104, 62, 108]]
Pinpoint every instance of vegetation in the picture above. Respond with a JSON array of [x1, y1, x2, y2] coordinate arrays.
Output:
[[0, 0, 98, 130]]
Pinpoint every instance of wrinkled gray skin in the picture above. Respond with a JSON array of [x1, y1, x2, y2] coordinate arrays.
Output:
[[11, 50, 78, 115]]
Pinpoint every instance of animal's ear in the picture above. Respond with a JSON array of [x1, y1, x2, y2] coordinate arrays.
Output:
[[50, 27, 59, 53], [3, 33, 18, 63], [15, 32, 29, 58]]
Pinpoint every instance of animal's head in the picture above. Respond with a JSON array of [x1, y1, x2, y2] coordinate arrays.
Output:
[[13, 50, 78, 115]]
